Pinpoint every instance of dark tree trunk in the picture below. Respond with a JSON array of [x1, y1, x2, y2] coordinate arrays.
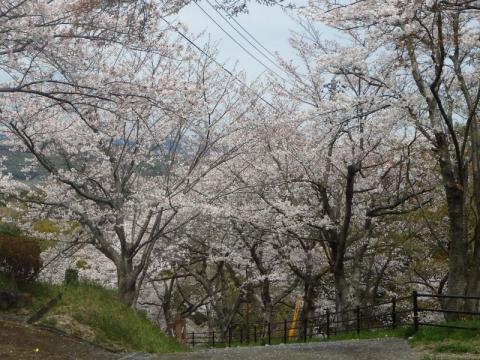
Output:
[[261, 279, 273, 323], [467, 119, 480, 311], [436, 133, 468, 317], [117, 259, 137, 306], [301, 281, 316, 338], [334, 266, 350, 327], [332, 165, 356, 327]]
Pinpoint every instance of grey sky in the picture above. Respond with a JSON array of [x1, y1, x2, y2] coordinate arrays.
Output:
[[177, 1, 306, 82]]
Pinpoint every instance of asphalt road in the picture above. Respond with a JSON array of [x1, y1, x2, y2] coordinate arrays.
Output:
[[145, 339, 421, 360]]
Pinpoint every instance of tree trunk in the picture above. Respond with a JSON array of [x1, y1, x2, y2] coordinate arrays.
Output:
[[332, 164, 356, 328], [302, 281, 316, 338], [436, 133, 468, 317], [334, 266, 350, 329], [117, 259, 137, 306], [261, 279, 272, 321], [467, 118, 480, 311], [161, 280, 175, 336]]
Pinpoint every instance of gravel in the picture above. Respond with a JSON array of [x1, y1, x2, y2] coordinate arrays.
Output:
[[151, 339, 421, 360]]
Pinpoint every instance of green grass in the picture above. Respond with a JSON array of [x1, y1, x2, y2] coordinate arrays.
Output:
[[322, 322, 480, 355], [410, 320, 480, 342], [409, 320, 480, 355], [434, 342, 478, 353], [0, 276, 185, 354], [325, 326, 413, 342]]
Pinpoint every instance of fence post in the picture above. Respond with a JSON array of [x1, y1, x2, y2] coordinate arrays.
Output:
[[191, 332, 195, 347], [303, 317, 308, 342], [254, 325, 257, 343], [240, 327, 243, 344], [356, 305, 361, 334], [212, 330, 215, 347], [326, 309, 330, 339], [268, 322, 271, 345], [413, 290, 419, 331], [283, 319, 287, 343], [391, 296, 397, 330], [228, 326, 232, 347]]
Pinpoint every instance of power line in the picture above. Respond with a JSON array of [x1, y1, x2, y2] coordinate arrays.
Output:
[[196, 1, 308, 104], [205, 0, 288, 76], [159, 16, 279, 111], [217, 1, 278, 60], [193, 0, 295, 87]]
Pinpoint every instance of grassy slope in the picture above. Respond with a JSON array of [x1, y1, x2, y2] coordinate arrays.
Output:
[[411, 321, 480, 358], [0, 275, 185, 354]]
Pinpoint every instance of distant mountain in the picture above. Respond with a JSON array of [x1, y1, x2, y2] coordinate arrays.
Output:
[[0, 138, 45, 180]]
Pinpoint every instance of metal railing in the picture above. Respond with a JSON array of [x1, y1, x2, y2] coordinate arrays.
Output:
[[413, 291, 480, 331], [187, 296, 411, 348], [187, 292, 480, 348]]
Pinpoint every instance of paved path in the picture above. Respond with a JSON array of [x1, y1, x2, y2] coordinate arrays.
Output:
[[146, 339, 421, 360]]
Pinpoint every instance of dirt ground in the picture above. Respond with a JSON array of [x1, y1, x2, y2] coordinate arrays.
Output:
[[0, 319, 119, 360]]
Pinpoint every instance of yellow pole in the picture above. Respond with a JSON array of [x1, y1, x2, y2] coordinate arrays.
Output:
[[288, 298, 303, 338]]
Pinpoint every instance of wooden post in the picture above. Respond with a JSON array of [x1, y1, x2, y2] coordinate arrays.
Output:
[[268, 322, 271, 345], [191, 332, 195, 347], [326, 309, 330, 339], [228, 326, 232, 347], [283, 319, 287, 343], [356, 305, 360, 334], [413, 291, 419, 331], [240, 327, 243, 344], [212, 330, 215, 347], [391, 297, 397, 330], [254, 325, 257, 343]]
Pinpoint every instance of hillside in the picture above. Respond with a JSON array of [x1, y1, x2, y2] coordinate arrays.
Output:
[[0, 318, 117, 360], [0, 143, 45, 180], [0, 275, 185, 357]]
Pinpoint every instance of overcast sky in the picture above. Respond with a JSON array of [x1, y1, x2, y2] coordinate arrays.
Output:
[[177, 1, 306, 82]]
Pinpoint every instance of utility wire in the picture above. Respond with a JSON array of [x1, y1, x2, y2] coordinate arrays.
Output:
[[159, 16, 279, 111], [213, 0, 279, 60], [205, 0, 288, 76], [198, 1, 309, 104], [193, 0, 295, 87]]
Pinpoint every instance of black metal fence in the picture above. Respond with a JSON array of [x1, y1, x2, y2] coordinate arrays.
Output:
[[319, 296, 412, 337], [189, 320, 310, 347], [187, 295, 412, 348], [413, 291, 480, 331], [187, 292, 480, 348]]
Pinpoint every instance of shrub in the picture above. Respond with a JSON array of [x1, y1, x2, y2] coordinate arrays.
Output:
[[64, 268, 79, 285], [0, 223, 22, 237], [0, 235, 42, 281], [0, 272, 17, 291]]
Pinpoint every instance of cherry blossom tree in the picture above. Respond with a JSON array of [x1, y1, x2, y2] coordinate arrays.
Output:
[[303, 0, 480, 313], [0, 1, 188, 107], [0, 29, 259, 305]]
